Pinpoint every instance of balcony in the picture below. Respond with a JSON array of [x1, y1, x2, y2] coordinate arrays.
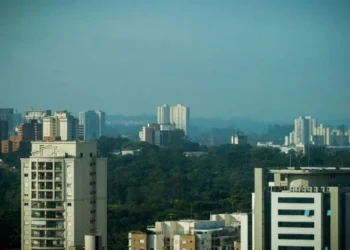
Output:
[[31, 211, 64, 220], [31, 221, 64, 229], [32, 202, 64, 210], [38, 174, 53, 181], [32, 231, 64, 239], [38, 162, 53, 171]]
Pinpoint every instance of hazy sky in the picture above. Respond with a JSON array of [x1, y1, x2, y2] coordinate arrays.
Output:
[[1, 0, 349, 121]]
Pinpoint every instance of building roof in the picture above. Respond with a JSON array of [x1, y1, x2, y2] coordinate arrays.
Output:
[[269, 167, 350, 174]]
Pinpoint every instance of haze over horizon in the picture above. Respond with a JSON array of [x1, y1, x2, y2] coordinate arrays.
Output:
[[1, 0, 350, 122]]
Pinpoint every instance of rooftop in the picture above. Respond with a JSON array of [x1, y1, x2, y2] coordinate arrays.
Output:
[[270, 167, 350, 174]]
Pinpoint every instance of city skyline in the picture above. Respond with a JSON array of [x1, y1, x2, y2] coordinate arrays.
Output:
[[1, 1, 350, 121]]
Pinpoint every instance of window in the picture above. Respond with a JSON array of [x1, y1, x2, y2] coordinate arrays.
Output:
[[278, 222, 314, 228], [278, 234, 314, 240], [67, 203, 71, 206], [24, 203, 29, 206], [24, 173, 28, 177], [90, 153, 93, 157], [278, 197, 314, 203], [278, 210, 314, 216], [80, 153, 83, 157], [327, 210, 331, 216]]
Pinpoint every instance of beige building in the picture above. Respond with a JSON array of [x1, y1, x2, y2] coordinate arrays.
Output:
[[21, 141, 107, 250], [129, 219, 240, 250], [210, 213, 252, 250], [253, 167, 350, 250], [43, 111, 79, 141]]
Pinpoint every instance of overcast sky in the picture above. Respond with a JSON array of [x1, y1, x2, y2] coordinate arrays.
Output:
[[1, 0, 349, 121]]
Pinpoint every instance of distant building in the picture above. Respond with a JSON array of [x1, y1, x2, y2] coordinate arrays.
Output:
[[43, 111, 79, 141], [253, 167, 350, 250], [157, 104, 171, 124], [231, 133, 248, 145], [24, 110, 51, 123], [21, 141, 107, 250], [0, 108, 17, 134], [79, 110, 106, 141], [129, 219, 241, 250], [0, 120, 9, 140], [170, 104, 190, 136], [139, 123, 184, 147]]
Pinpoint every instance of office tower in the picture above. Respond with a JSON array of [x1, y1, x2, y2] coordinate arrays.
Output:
[[293, 116, 316, 145], [0, 108, 14, 134], [24, 110, 51, 123], [17, 120, 43, 141], [253, 167, 350, 250], [43, 111, 79, 141], [0, 120, 9, 140], [21, 141, 107, 250], [157, 104, 171, 124], [170, 104, 190, 136], [79, 111, 106, 141], [129, 219, 239, 250]]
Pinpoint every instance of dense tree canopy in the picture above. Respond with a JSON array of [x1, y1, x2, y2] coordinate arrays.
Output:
[[1, 137, 350, 249]]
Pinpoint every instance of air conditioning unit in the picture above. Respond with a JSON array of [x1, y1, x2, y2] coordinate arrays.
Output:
[[314, 187, 318, 192]]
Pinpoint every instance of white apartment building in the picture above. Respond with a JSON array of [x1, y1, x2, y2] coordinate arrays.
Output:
[[79, 111, 106, 141], [43, 111, 79, 141], [170, 104, 190, 136], [157, 104, 171, 125], [25, 110, 52, 123], [21, 141, 107, 250], [253, 167, 350, 250], [129, 219, 239, 250], [293, 116, 316, 145]]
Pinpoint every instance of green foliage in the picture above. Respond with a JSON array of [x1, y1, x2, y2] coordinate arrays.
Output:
[[1, 138, 350, 250]]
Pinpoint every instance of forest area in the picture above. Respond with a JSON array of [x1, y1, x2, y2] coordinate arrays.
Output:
[[1, 137, 350, 249]]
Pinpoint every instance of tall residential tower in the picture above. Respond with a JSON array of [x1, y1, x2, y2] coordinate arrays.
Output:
[[170, 104, 190, 136], [21, 141, 107, 250]]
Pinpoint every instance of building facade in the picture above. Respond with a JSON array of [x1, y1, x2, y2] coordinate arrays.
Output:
[[43, 111, 79, 141], [129, 219, 239, 250], [253, 167, 350, 250], [170, 104, 190, 136], [157, 104, 171, 125], [0, 120, 9, 140], [79, 111, 105, 141], [21, 141, 107, 250], [24, 110, 52, 123]]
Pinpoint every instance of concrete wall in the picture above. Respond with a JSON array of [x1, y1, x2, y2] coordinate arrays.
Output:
[[270, 192, 322, 250]]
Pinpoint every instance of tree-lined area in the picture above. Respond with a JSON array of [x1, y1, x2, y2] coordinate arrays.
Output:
[[1, 137, 350, 249]]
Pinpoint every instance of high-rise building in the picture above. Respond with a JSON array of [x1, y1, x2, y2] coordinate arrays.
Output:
[[253, 167, 350, 250], [0, 108, 15, 134], [79, 111, 106, 141], [24, 110, 51, 123], [170, 104, 190, 136], [293, 116, 316, 145], [157, 104, 171, 124], [21, 141, 107, 250], [0, 120, 9, 140], [43, 111, 79, 141]]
